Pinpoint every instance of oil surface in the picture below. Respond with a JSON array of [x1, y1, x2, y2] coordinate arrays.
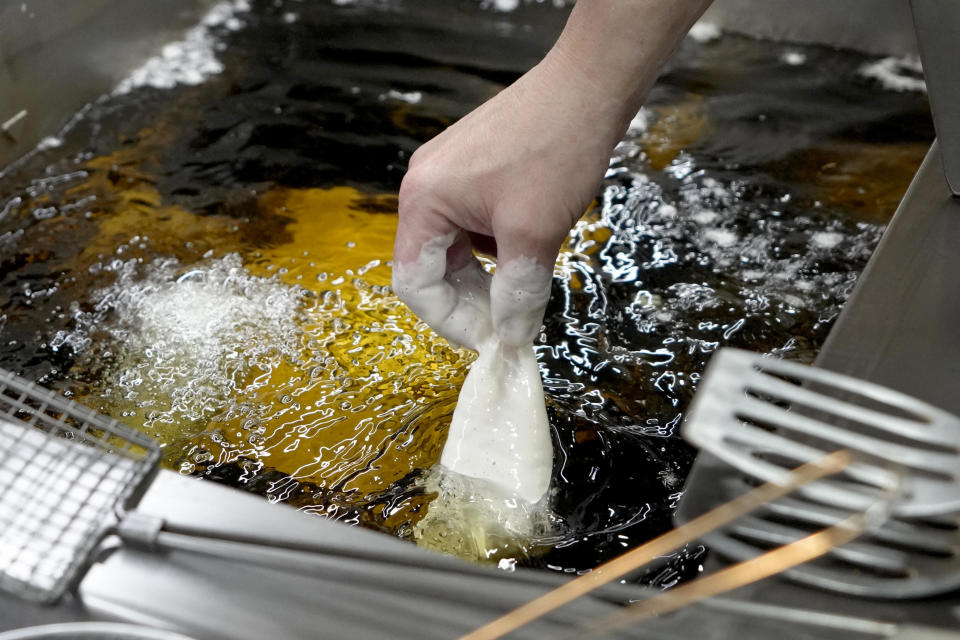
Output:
[[0, 0, 933, 582]]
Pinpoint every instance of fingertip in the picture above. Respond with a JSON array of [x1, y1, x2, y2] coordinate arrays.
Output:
[[391, 229, 458, 323]]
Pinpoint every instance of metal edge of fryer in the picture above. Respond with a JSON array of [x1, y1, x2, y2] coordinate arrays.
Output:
[[674, 135, 960, 640], [0, 0, 220, 170], [677, 0, 960, 634], [701, 0, 919, 57], [815, 0, 960, 434]]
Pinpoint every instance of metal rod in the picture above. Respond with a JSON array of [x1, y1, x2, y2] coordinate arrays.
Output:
[[577, 510, 868, 639]]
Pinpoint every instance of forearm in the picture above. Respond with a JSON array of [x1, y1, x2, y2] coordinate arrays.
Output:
[[542, 0, 713, 146], [394, 0, 713, 345]]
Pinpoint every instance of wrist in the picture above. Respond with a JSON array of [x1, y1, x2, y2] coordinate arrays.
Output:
[[538, 45, 649, 149], [545, 0, 712, 142]]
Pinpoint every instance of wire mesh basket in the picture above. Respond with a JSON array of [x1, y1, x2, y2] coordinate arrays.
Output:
[[0, 369, 159, 603]]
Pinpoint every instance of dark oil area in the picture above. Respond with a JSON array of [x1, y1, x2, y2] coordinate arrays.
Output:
[[0, 0, 933, 584]]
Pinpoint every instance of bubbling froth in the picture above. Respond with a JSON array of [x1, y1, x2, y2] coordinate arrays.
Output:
[[113, 0, 252, 95], [52, 253, 308, 431], [413, 467, 559, 563]]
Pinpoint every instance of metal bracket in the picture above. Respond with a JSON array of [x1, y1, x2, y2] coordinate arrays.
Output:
[[0, 109, 27, 143], [911, 0, 960, 197], [116, 511, 164, 550]]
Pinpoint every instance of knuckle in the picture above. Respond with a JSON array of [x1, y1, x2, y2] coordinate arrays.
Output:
[[398, 165, 433, 218], [497, 213, 560, 249], [406, 145, 429, 170]]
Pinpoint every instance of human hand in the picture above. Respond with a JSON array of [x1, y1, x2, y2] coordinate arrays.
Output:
[[392, 0, 712, 350], [392, 55, 628, 350]]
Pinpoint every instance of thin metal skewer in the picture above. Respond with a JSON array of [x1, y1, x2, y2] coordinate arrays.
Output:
[[576, 507, 869, 639], [459, 450, 853, 640]]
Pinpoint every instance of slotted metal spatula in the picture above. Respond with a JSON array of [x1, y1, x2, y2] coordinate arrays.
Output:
[[678, 348, 960, 598], [677, 461, 960, 598], [683, 348, 960, 517]]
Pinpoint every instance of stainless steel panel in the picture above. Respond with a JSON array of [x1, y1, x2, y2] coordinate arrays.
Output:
[[911, 1, 960, 195], [0, 0, 214, 168], [816, 142, 960, 416], [703, 0, 918, 55]]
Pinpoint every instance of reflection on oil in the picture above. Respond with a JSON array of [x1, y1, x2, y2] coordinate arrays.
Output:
[[56, 184, 468, 536], [0, 0, 933, 580], [413, 468, 556, 565]]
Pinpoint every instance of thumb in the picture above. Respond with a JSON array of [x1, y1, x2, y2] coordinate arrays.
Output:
[[392, 206, 459, 330], [392, 212, 493, 350], [490, 216, 558, 347]]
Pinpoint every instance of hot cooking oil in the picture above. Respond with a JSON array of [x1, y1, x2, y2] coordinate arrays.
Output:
[[0, 0, 934, 580]]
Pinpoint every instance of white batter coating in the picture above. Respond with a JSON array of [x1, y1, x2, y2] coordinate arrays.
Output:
[[490, 257, 553, 347], [392, 232, 493, 350], [441, 338, 552, 504], [393, 236, 554, 505]]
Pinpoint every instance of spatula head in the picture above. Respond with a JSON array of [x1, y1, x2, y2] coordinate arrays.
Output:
[[682, 348, 960, 517], [677, 454, 960, 599], [678, 348, 960, 598]]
